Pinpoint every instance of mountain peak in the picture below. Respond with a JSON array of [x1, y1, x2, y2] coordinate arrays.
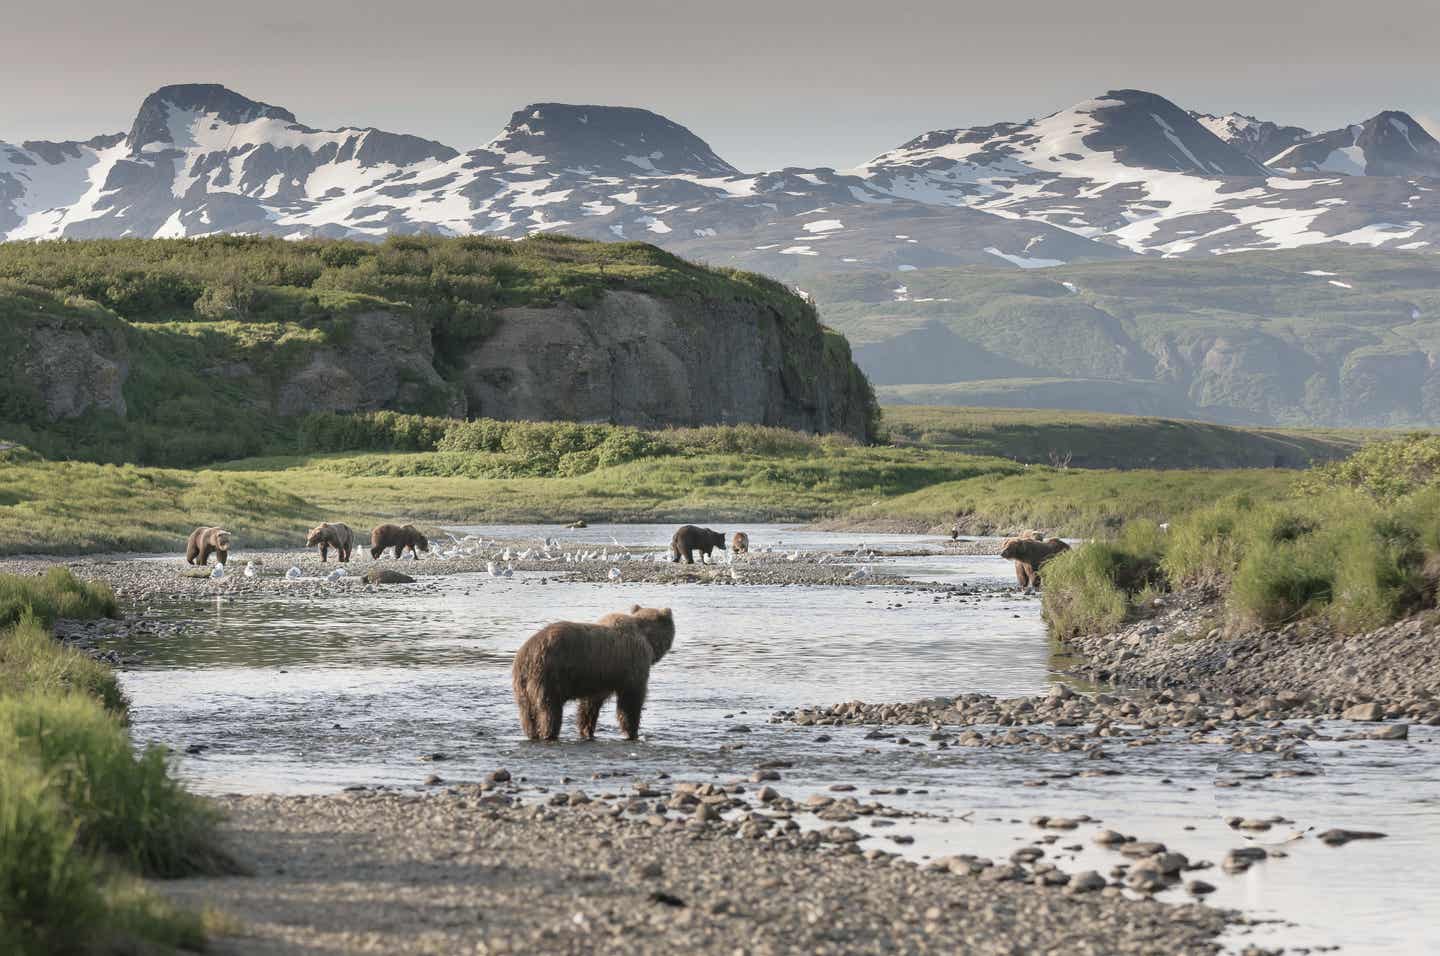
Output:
[[1268, 109, 1440, 176], [127, 84, 296, 150], [484, 102, 739, 176], [1187, 110, 1311, 163]]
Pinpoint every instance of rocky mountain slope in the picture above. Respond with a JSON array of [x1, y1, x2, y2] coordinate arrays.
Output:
[[5, 84, 1439, 269], [817, 248, 1440, 428], [0, 236, 876, 464]]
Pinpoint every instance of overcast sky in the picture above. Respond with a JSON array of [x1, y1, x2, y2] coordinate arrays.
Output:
[[7, 0, 1438, 170]]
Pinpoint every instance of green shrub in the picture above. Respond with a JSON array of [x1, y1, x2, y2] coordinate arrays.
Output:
[[0, 568, 118, 631], [0, 614, 125, 714], [0, 760, 107, 956], [0, 693, 234, 878], [1041, 545, 1132, 636], [1300, 433, 1440, 501]]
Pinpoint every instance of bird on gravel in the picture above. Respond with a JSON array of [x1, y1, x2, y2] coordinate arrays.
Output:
[[209, 564, 225, 580], [503, 564, 515, 578], [608, 567, 622, 582], [326, 567, 347, 582], [286, 566, 303, 580], [486, 561, 499, 577], [243, 562, 256, 578], [847, 566, 870, 580]]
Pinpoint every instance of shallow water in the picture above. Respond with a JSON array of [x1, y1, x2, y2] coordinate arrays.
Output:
[[105, 525, 1440, 955]]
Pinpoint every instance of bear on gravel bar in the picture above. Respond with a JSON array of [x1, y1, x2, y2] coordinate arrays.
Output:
[[512, 605, 675, 741], [669, 525, 725, 564], [185, 527, 233, 566], [306, 522, 354, 563], [370, 524, 429, 560]]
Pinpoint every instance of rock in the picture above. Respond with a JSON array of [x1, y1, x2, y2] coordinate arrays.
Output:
[[424, 774, 443, 786], [1318, 829, 1387, 846], [1092, 829, 1128, 846], [487, 769, 512, 784], [1186, 880, 1216, 896], [1010, 847, 1044, 864], [1342, 702, 1384, 722], [638, 861, 663, 879], [364, 568, 416, 585], [1369, 723, 1409, 740], [1067, 871, 1107, 894], [756, 786, 780, 803]]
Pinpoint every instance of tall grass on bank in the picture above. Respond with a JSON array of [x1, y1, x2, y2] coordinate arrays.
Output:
[[1043, 483, 1440, 637], [0, 569, 233, 953]]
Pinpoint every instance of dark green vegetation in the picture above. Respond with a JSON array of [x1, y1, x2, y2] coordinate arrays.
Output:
[[0, 410, 1300, 554], [0, 570, 231, 954], [882, 405, 1371, 469], [1043, 434, 1440, 638], [813, 248, 1440, 428], [0, 235, 875, 465]]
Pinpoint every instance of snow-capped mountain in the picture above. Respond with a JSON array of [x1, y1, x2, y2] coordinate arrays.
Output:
[[1267, 111, 1440, 177], [3, 84, 1439, 272], [1188, 111, 1310, 163]]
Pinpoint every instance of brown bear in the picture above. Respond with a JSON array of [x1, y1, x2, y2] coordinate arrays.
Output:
[[185, 527, 233, 566], [369, 523, 429, 560], [306, 522, 354, 563], [999, 536, 1071, 589], [512, 605, 675, 741], [670, 525, 725, 564], [731, 531, 750, 554]]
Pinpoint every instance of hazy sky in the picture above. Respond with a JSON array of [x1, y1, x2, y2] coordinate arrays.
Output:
[[7, 0, 1438, 170]]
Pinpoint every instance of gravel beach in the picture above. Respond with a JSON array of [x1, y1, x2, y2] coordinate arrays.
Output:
[[160, 790, 1231, 956]]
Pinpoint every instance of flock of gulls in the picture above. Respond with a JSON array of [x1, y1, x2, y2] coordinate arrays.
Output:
[[206, 532, 883, 584]]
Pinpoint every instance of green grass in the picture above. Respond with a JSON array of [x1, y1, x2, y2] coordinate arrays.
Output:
[[0, 569, 233, 953], [1041, 435, 1440, 636], [882, 405, 1372, 470]]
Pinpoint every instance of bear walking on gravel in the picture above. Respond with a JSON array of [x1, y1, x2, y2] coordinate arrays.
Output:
[[670, 525, 725, 564], [306, 522, 354, 563], [731, 531, 750, 554], [512, 605, 675, 741], [369, 523, 429, 560], [999, 536, 1071, 589], [185, 527, 233, 566]]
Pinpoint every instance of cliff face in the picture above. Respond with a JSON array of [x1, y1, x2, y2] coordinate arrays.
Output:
[[461, 291, 870, 436], [2, 286, 875, 460]]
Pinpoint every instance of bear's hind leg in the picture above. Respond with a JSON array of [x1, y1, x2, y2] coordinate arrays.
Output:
[[616, 684, 648, 740], [537, 696, 565, 741], [576, 695, 607, 740]]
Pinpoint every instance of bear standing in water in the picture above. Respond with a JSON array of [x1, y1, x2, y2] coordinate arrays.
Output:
[[370, 523, 429, 559], [999, 536, 1071, 589], [669, 525, 725, 564], [512, 605, 675, 741], [185, 527, 233, 566], [306, 522, 354, 562]]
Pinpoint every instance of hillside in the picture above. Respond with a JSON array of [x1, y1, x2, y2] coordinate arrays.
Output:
[[812, 248, 1440, 428], [0, 236, 877, 465], [881, 405, 1373, 470]]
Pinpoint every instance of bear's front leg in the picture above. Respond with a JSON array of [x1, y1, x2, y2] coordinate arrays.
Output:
[[319, 543, 329, 563], [616, 685, 648, 740]]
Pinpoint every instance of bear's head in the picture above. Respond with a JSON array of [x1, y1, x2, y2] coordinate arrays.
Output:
[[213, 530, 233, 550], [305, 524, 329, 547], [403, 525, 430, 552], [627, 604, 675, 662], [999, 537, 1031, 561]]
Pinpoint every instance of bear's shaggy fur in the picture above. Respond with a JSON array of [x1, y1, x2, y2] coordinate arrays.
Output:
[[369, 523, 429, 560], [999, 536, 1071, 588], [731, 531, 750, 554], [185, 527, 232, 566], [306, 522, 354, 563], [670, 525, 725, 564], [512, 605, 675, 741]]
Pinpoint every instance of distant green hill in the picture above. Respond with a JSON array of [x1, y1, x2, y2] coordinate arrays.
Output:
[[808, 248, 1440, 428], [881, 405, 1377, 470]]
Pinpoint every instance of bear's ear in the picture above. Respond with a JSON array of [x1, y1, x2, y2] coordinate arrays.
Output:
[[631, 603, 642, 613], [661, 607, 673, 619]]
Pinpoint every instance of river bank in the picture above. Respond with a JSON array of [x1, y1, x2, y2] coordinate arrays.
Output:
[[158, 789, 1232, 956]]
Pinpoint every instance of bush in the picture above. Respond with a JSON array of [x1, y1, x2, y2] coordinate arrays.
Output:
[[0, 614, 125, 714], [1299, 433, 1440, 501], [1040, 544, 1132, 636], [0, 568, 118, 631], [0, 693, 234, 878]]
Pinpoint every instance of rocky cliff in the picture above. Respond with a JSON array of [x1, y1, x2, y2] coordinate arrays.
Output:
[[0, 237, 876, 464]]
